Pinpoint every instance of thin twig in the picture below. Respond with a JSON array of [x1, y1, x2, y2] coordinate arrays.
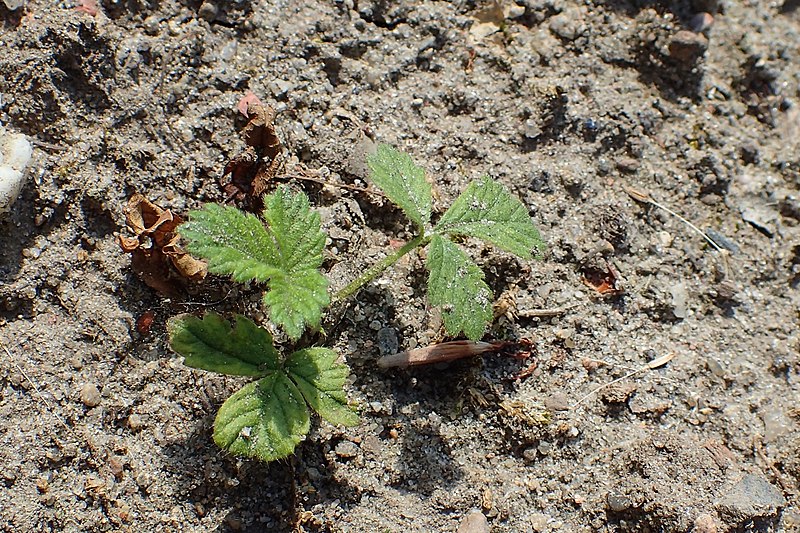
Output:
[[31, 139, 69, 151], [624, 186, 724, 253], [0, 340, 71, 433], [571, 353, 675, 409], [286, 173, 387, 199], [517, 305, 574, 318]]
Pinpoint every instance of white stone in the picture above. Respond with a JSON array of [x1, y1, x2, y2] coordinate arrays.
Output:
[[0, 124, 33, 215], [1, 0, 25, 10]]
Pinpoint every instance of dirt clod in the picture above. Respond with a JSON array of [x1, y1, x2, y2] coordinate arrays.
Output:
[[668, 30, 709, 63]]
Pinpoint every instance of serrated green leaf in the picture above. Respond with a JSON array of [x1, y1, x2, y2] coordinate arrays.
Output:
[[168, 313, 280, 377], [261, 188, 327, 274], [426, 235, 493, 340], [367, 144, 432, 231], [286, 347, 359, 427], [263, 271, 329, 340], [180, 203, 280, 283], [213, 374, 310, 462], [179, 187, 330, 340], [434, 177, 545, 259], [260, 188, 330, 339]]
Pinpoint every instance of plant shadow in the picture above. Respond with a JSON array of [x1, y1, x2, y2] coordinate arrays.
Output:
[[157, 413, 364, 533]]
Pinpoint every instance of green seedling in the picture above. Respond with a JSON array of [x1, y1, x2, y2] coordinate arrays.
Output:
[[167, 144, 544, 462]]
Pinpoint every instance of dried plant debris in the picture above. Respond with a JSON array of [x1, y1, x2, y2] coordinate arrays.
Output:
[[581, 258, 624, 296], [117, 194, 206, 297], [222, 99, 284, 212], [624, 185, 726, 253], [377, 339, 534, 368]]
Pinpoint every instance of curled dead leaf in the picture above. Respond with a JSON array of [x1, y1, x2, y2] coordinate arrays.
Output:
[[222, 99, 284, 212], [117, 193, 206, 296]]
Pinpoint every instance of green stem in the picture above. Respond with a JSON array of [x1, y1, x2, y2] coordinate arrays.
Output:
[[332, 235, 426, 304]]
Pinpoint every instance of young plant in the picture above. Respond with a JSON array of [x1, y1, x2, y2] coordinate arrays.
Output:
[[337, 144, 545, 339], [167, 145, 544, 462]]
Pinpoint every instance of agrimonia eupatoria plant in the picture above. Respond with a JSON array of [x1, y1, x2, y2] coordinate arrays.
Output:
[[167, 144, 544, 462]]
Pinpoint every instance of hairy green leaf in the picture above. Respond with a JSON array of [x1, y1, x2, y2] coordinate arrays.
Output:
[[180, 187, 330, 340], [261, 188, 327, 274], [168, 313, 280, 377], [426, 235, 493, 340], [263, 271, 329, 341], [180, 203, 279, 283], [367, 144, 432, 231], [286, 348, 359, 427], [434, 177, 545, 259], [259, 188, 330, 339], [213, 374, 310, 462]]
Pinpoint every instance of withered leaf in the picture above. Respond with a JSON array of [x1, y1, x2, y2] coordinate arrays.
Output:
[[222, 100, 284, 212], [117, 193, 207, 296], [163, 234, 206, 281]]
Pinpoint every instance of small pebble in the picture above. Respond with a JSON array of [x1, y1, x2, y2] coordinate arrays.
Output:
[[523, 447, 538, 463], [762, 408, 791, 442], [537, 441, 553, 455], [143, 15, 160, 35], [668, 30, 708, 63], [523, 119, 543, 139], [108, 455, 125, 478], [544, 392, 570, 411], [80, 383, 101, 407], [361, 435, 381, 455], [127, 414, 144, 431], [548, 10, 584, 41], [1, 0, 25, 10], [530, 513, 551, 532], [457, 509, 490, 533], [690, 12, 714, 33], [706, 357, 725, 378], [377, 327, 399, 356], [607, 492, 631, 512], [656, 230, 674, 248], [705, 228, 740, 255], [198, 1, 218, 22], [2, 469, 17, 485], [334, 441, 359, 458], [670, 282, 689, 319], [715, 474, 786, 521], [693, 513, 722, 533], [616, 157, 641, 173]]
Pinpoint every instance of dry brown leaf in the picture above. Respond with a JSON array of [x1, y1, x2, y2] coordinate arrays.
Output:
[[222, 101, 284, 212], [163, 235, 207, 281], [117, 193, 207, 296]]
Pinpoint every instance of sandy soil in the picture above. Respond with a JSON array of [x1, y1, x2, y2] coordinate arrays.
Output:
[[1, 0, 799, 531]]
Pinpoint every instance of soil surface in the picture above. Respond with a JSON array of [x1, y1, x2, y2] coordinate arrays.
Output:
[[1, 0, 799, 531]]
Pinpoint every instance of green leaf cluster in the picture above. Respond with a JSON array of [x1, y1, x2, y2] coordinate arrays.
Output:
[[169, 313, 357, 462], [367, 145, 545, 340], [179, 187, 328, 341]]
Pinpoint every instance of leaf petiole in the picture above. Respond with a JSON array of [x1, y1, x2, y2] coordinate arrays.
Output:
[[331, 234, 427, 304]]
